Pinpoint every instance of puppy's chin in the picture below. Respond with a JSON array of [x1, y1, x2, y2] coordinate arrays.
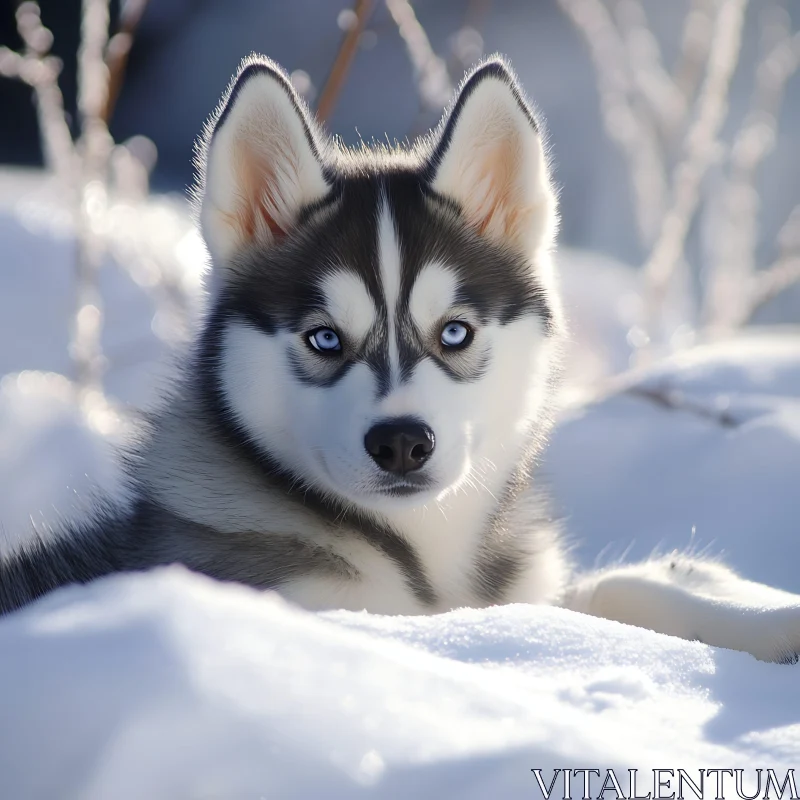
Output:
[[321, 477, 441, 513]]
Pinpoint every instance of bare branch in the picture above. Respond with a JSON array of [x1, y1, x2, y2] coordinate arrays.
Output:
[[0, 4, 75, 183], [557, 0, 667, 247], [3, 0, 176, 408], [103, 0, 152, 124], [386, 0, 453, 111], [624, 382, 739, 428], [748, 257, 800, 316], [672, 0, 715, 109], [0, 46, 25, 77], [640, 0, 749, 358], [741, 205, 800, 321], [71, 0, 114, 396], [78, 0, 110, 129], [705, 11, 800, 331], [612, 0, 687, 139], [316, 0, 375, 123]]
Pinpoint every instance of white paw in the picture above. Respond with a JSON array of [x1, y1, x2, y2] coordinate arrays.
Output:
[[735, 604, 800, 664]]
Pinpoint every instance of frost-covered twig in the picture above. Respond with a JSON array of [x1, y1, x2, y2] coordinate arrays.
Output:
[[624, 383, 739, 428], [640, 0, 749, 359], [557, 0, 667, 248], [741, 205, 800, 322], [78, 0, 110, 135], [386, 0, 453, 111], [1, 0, 158, 400], [0, 4, 76, 183], [70, 0, 114, 395], [705, 13, 800, 331], [316, 0, 375, 123], [747, 257, 800, 319], [612, 0, 687, 141], [672, 0, 715, 119]]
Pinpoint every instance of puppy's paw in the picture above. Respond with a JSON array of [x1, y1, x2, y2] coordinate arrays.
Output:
[[740, 605, 800, 664]]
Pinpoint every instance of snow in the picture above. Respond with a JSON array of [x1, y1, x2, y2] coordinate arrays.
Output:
[[1, 170, 800, 795], [1, 567, 798, 800], [0, 370, 129, 548], [547, 331, 800, 594]]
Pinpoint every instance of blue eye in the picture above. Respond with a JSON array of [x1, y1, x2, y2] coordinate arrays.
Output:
[[307, 327, 342, 353], [440, 321, 472, 349]]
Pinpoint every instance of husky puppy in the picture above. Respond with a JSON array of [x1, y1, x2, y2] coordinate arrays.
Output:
[[2, 55, 799, 663]]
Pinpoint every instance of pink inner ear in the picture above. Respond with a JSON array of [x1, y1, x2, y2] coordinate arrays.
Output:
[[468, 134, 530, 243], [230, 135, 294, 243]]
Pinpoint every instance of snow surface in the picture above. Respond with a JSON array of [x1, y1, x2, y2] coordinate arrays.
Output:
[[0, 369, 130, 549], [547, 332, 800, 594], [2, 171, 800, 795], [2, 567, 799, 800]]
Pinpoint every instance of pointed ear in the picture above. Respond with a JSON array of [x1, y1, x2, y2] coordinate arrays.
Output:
[[196, 56, 330, 266], [427, 59, 557, 255]]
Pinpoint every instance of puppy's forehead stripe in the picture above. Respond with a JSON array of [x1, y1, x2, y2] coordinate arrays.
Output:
[[376, 195, 403, 389], [321, 270, 376, 341]]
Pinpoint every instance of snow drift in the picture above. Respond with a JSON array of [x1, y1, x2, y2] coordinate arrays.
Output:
[[1, 567, 798, 800]]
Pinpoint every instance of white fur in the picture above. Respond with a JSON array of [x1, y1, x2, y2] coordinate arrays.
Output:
[[408, 263, 459, 331], [377, 202, 402, 385], [322, 270, 376, 342], [280, 553, 426, 615]]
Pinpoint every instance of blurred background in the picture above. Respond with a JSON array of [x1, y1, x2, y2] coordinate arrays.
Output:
[[3, 0, 800, 267], [1, 0, 799, 591]]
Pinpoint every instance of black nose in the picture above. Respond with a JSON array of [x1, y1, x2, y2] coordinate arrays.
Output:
[[364, 419, 435, 475]]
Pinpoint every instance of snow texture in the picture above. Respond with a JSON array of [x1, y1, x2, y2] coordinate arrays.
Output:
[[1, 567, 799, 800], [548, 333, 800, 594]]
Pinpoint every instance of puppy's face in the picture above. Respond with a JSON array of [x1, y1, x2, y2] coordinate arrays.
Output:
[[198, 57, 561, 511]]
